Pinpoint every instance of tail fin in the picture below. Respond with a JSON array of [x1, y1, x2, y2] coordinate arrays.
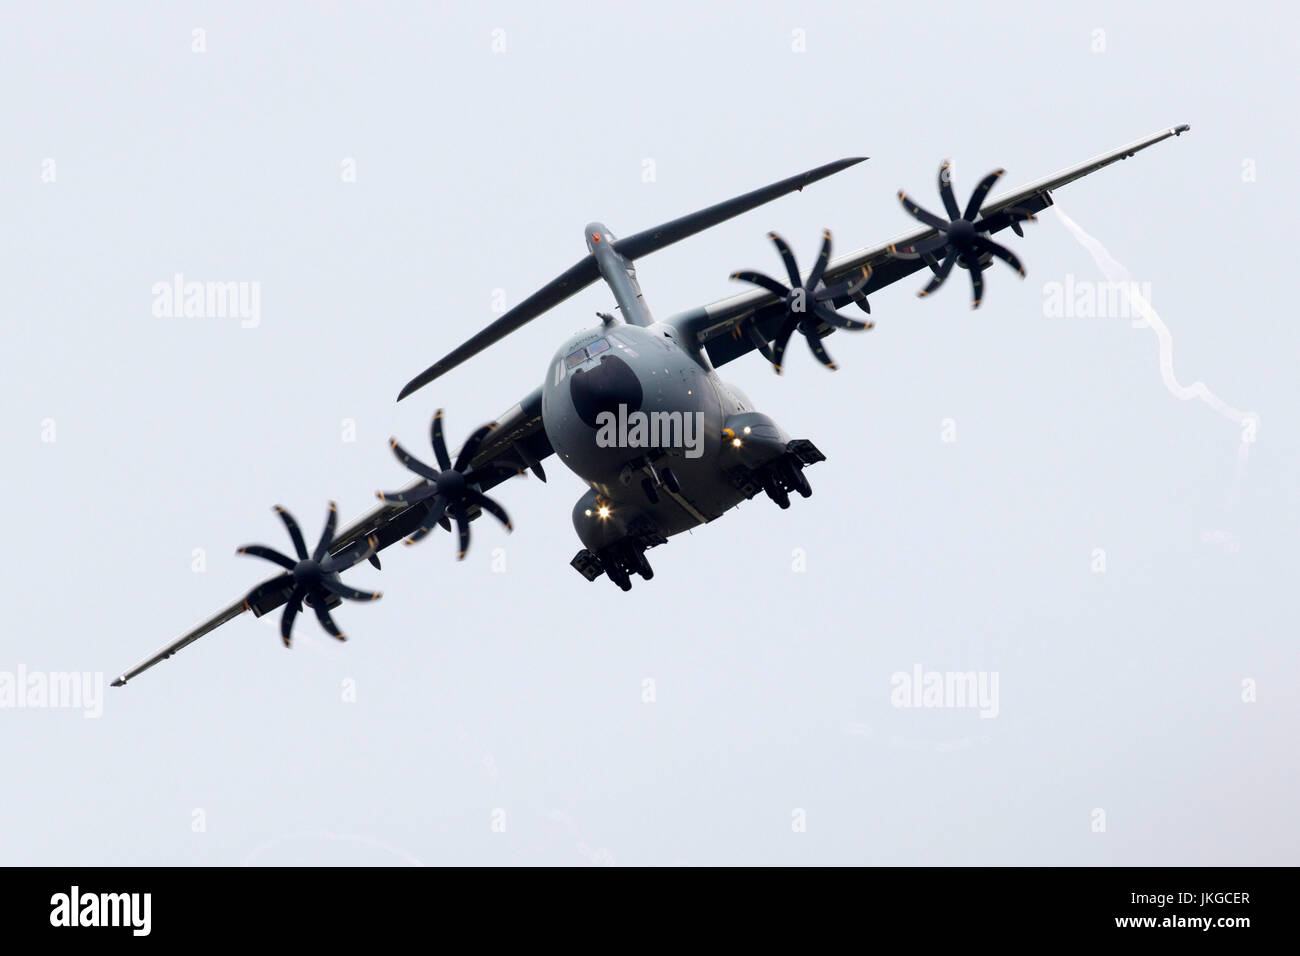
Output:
[[396, 157, 866, 401]]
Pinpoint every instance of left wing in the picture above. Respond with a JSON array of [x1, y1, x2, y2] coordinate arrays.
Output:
[[112, 388, 550, 686], [673, 124, 1191, 368]]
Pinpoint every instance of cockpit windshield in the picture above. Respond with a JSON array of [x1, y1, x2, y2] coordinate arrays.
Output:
[[566, 338, 610, 368]]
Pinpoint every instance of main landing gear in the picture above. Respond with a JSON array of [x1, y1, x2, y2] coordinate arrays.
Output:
[[571, 539, 657, 592], [734, 438, 824, 511]]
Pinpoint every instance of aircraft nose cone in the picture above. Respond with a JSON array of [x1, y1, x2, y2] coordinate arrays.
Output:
[[569, 354, 643, 429]]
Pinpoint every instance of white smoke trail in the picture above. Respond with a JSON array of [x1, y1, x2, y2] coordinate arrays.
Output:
[[1052, 205, 1259, 515]]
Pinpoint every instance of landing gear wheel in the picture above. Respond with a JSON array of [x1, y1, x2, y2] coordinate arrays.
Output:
[[661, 466, 681, 495], [782, 459, 812, 498], [641, 477, 660, 505], [762, 472, 790, 509], [630, 547, 654, 580], [598, 548, 634, 591], [607, 562, 632, 591]]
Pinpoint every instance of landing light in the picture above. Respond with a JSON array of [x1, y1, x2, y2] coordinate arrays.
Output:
[[732, 438, 742, 448], [598, 505, 611, 519], [584, 509, 593, 517]]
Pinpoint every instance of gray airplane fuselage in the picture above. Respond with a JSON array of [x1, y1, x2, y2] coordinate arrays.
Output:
[[540, 223, 795, 555]]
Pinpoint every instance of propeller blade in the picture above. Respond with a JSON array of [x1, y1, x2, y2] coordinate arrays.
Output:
[[938, 161, 961, 220], [375, 483, 439, 506], [311, 597, 347, 641], [468, 490, 512, 531], [312, 501, 338, 561], [969, 261, 985, 309], [273, 506, 309, 560], [431, 409, 452, 471], [803, 329, 838, 370], [402, 495, 448, 546], [813, 302, 871, 332], [280, 591, 303, 647], [806, 230, 833, 290], [963, 168, 1005, 221], [237, 545, 296, 571], [319, 578, 382, 602], [913, 235, 950, 256], [321, 534, 380, 573], [975, 205, 1035, 233], [730, 270, 789, 298], [917, 253, 958, 297], [243, 572, 292, 610], [843, 266, 874, 314], [817, 265, 871, 302], [770, 315, 801, 375], [972, 236, 1026, 276], [745, 323, 776, 363], [454, 422, 496, 473], [390, 438, 441, 482], [767, 233, 803, 289], [452, 504, 470, 560], [897, 191, 949, 231]]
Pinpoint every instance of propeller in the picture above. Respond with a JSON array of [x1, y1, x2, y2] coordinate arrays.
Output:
[[238, 503, 382, 647], [376, 409, 517, 560], [730, 230, 874, 373], [897, 162, 1035, 308]]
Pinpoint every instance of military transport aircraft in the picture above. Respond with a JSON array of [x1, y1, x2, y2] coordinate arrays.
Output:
[[113, 124, 1191, 686]]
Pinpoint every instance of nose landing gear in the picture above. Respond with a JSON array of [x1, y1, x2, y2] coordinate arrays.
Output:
[[620, 455, 682, 506]]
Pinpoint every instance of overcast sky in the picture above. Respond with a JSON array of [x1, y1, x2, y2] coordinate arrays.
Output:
[[2, 1, 1296, 865]]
